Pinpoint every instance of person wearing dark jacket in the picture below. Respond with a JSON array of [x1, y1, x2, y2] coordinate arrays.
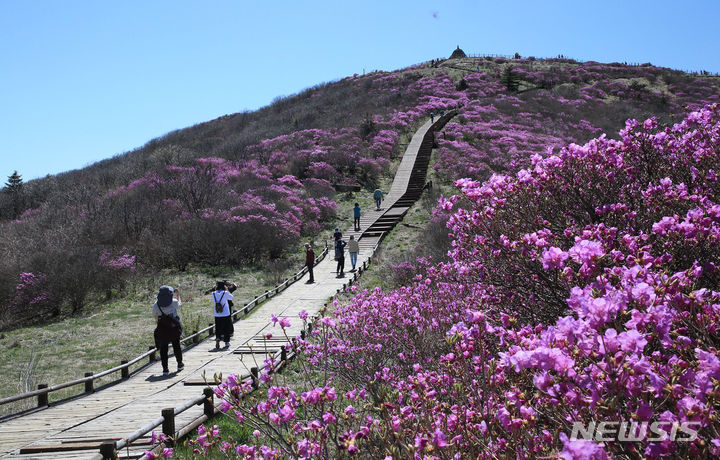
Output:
[[305, 243, 315, 283], [335, 239, 347, 276], [152, 285, 183, 375], [373, 189, 384, 211]]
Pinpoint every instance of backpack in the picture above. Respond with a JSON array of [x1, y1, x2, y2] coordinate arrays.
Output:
[[155, 304, 181, 341], [214, 292, 226, 314]]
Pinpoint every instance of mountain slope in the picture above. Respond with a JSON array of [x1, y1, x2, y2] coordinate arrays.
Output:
[[1, 55, 719, 328]]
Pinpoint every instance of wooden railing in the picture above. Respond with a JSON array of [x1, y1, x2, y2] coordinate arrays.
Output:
[[111, 343, 303, 460], [128, 244, 386, 460], [3, 111, 440, 457], [127, 250, 386, 460], [109, 249, 385, 460], [0, 242, 329, 415], [439, 52, 720, 77], [91, 341, 302, 460]]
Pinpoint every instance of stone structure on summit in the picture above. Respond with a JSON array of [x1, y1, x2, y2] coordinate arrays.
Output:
[[449, 45, 467, 59]]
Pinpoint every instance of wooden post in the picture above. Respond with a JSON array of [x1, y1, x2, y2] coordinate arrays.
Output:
[[99, 441, 117, 460], [193, 331, 199, 344], [121, 360, 129, 379], [149, 346, 156, 363], [37, 384, 48, 407], [162, 408, 176, 447], [280, 348, 287, 362], [208, 323, 214, 336], [203, 388, 215, 418], [308, 322, 313, 335], [300, 330, 306, 340], [250, 367, 259, 389], [85, 373, 94, 393]]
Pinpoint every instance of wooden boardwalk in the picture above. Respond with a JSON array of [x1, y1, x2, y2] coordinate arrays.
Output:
[[0, 113, 454, 459]]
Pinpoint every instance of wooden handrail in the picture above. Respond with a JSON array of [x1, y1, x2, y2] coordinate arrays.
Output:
[[0, 245, 329, 411], [113, 345, 299, 459], [115, 115, 447, 457], [5, 111, 442, 457]]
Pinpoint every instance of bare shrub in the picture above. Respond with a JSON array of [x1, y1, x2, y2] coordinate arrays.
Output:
[[262, 258, 292, 285]]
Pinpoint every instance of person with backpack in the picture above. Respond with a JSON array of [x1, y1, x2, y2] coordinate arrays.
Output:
[[353, 203, 361, 231], [333, 227, 342, 242], [348, 235, 359, 271], [152, 285, 184, 376], [211, 281, 235, 349], [204, 280, 237, 307], [305, 243, 315, 283], [373, 188, 384, 211], [335, 238, 347, 277]]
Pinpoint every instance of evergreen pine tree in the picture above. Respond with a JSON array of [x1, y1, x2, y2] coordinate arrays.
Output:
[[359, 113, 377, 139], [500, 66, 520, 92], [4, 170, 24, 218], [5, 170, 23, 193]]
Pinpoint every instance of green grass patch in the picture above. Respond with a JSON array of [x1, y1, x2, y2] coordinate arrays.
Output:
[[173, 414, 254, 459], [172, 343, 325, 458], [350, 139, 454, 294], [0, 265, 284, 417]]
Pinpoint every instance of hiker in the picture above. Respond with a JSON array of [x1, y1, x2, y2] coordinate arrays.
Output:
[[305, 243, 315, 283], [430, 112, 435, 122], [373, 188, 384, 211], [353, 203, 361, 231], [211, 280, 235, 349], [333, 227, 342, 242], [204, 280, 237, 309], [335, 238, 347, 277], [348, 235, 359, 271], [153, 285, 183, 375]]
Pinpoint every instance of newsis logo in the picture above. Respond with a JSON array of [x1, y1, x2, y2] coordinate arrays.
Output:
[[570, 420, 701, 443]]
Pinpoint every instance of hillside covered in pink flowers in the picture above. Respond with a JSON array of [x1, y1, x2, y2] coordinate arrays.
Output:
[[2, 55, 719, 335], [187, 103, 720, 459]]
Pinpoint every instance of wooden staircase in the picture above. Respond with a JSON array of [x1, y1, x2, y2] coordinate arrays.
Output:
[[361, 111, 454, 239], [0, 110, 456, 460]]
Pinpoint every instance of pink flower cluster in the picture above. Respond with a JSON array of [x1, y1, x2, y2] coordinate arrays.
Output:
[[9, 272, 54, 312], [98, 251, 137, 271], [191, 105, 720, 459]]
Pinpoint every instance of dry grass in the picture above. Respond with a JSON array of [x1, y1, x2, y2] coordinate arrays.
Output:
[[0, 266, 281, 417]]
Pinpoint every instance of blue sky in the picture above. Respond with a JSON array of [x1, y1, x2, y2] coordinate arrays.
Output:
[[1, 1, 719, 181]]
